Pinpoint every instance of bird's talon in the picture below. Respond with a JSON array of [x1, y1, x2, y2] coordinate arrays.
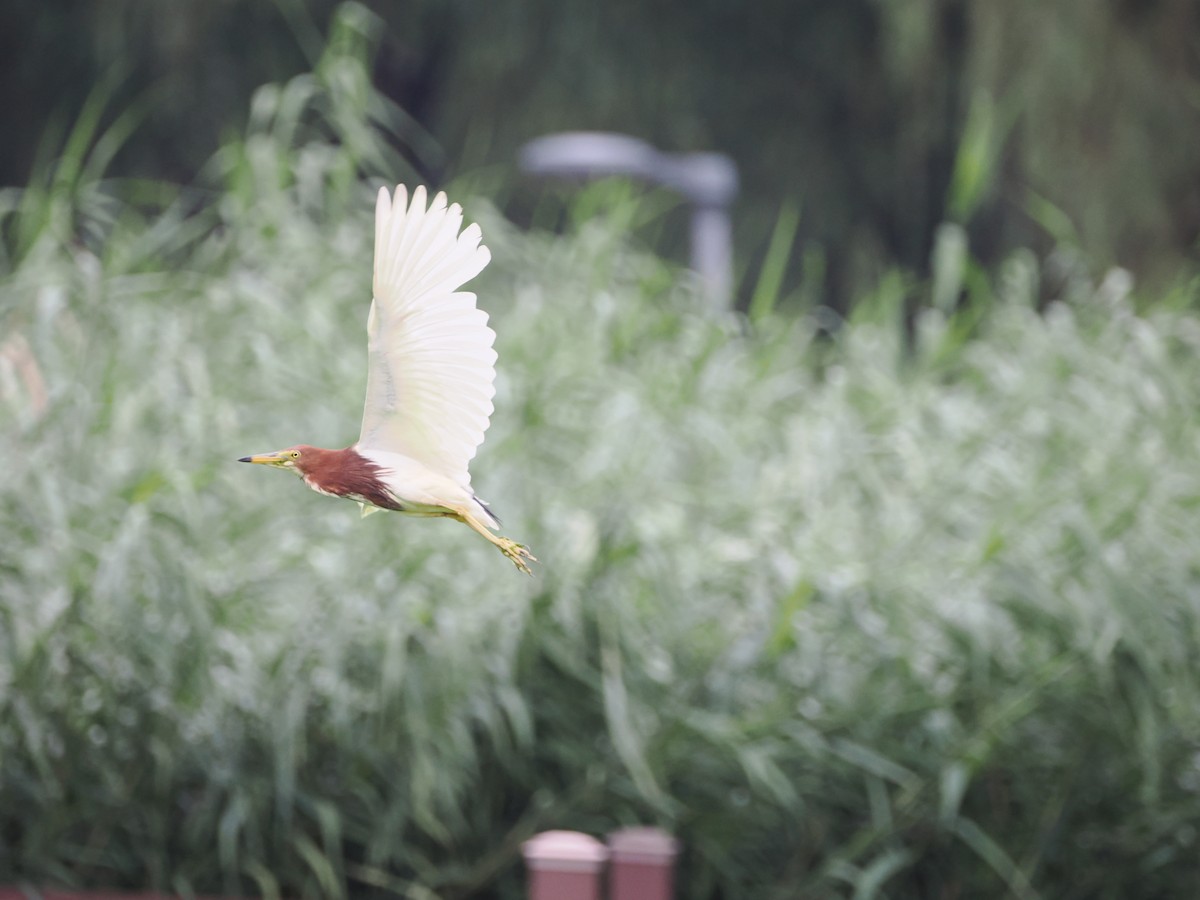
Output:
[[498, 539, 536, 575]]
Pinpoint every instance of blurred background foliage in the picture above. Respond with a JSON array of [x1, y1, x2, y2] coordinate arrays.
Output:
[[4, 2, 1200, 898], [2, 0, 1198, 306]]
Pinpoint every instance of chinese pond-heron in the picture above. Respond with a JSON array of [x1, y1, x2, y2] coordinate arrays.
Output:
[[239, 185, 535, 574]]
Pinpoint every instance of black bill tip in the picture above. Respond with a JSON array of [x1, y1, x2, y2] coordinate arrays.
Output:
[[237, 456, 252, 463]]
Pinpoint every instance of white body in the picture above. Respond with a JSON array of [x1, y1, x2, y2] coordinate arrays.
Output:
[[353, 445, 498, 526], [353, 185, 503, 530]]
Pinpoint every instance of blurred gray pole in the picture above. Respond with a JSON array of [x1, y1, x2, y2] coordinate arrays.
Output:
[[522, 830, 609, 900], [519, 132, 739, 310], [607, 827, 680, 900]]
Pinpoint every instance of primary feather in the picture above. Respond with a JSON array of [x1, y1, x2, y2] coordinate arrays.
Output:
[[359, 184, 497, 487]]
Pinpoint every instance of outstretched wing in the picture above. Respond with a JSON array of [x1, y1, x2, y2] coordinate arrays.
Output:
[[357, 184, 496, 487]]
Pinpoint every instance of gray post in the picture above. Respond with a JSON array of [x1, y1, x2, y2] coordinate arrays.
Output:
[[522, 830, 609, 900], [519, 132, 739, 309]]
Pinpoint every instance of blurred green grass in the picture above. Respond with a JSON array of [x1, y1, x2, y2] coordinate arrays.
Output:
[[4, 39, 1200, 900]]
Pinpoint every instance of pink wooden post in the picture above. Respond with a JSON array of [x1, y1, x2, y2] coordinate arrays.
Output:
[[607, 827, 680, 900], [522, 830, 609, 900]]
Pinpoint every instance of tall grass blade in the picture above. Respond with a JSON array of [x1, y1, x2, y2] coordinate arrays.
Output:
[[749, 198, 800, 322]]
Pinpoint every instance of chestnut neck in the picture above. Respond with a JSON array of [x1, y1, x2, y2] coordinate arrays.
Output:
[[299, 445, 402, 511]]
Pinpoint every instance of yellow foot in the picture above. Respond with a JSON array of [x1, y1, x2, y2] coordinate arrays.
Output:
[[498, 538, 536, 575]]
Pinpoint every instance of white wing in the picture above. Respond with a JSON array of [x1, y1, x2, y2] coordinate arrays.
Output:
[[357, 184, 496, 487]]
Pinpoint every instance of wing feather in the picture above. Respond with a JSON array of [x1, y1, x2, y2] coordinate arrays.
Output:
[[358, 185, 497, 486]]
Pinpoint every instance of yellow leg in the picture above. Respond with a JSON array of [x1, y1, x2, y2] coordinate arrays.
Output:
[[454, 510, 536, 575]]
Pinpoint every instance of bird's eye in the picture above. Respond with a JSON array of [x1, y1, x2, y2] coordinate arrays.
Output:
[[290, 450, 301, 459]]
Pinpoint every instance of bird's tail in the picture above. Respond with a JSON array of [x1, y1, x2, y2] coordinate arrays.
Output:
[[473, 494, 501, 529]]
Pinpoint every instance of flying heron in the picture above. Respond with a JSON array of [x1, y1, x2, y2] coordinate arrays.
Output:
[[239, 185, 535, 575]]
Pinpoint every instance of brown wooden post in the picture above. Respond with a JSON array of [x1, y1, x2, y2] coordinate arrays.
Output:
[[607, 827, 679, 900], [522, 830, 609, 900]]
